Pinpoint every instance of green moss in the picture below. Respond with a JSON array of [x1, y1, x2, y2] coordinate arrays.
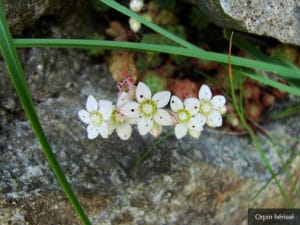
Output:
[[143, 72, 167, 93]]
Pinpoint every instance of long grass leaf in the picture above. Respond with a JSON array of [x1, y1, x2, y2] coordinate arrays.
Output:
[[224, 30, 300, 88], [239, 70, 300, 96], [228, 33, 293, 207], [14, 38, 300, 81], [224, 30, 283, 65], [0, 4, 91, 225]]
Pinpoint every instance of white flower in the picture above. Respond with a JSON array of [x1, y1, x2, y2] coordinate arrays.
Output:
[[117, 77, 136, 101], [170, 96, 206, 139], [108, 92, 135, 140], [121, 82, 172, 135], [185, 84, 226, 128], [78, 95, 113, 139], [129, 0, 144, 12], [129, 17, 141, 33]]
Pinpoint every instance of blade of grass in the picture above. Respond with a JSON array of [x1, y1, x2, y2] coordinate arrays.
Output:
[[238, 69, 300, 96], [14, 38, 300, 87], [98, 0, 202, 51], [224, 30, 284, 65], [228, 33, 293, 207], [270, 104, 300, 120], [98, 0, 300, 84], [224, 30, 300, 71], [0, 4, 91, 225], [252, 151, 300, 202], [255, 128, 300, 199], [266, 137, 300, 199], [224, 30, 300, 87]]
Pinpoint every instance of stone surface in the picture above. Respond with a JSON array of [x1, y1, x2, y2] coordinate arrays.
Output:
[[192, 0, 300, 46], [1, 53, 299, 223], [1, 1, 300, 224], [0, 0, 95, 115], [2, 0, 79, 35]]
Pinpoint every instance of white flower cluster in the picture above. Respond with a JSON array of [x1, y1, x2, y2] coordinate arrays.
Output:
[[78, 80, 226, 140]]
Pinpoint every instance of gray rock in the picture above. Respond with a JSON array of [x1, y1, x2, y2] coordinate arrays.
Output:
[[1, 1, 299, 223], [1, 50, 299, 223], [0, 0, 95, 114], [192, 0, 300, 46], [2, 0, 78, 35]]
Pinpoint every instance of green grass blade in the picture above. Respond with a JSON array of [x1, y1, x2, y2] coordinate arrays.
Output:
[[14, 38, 300, 82], [238, 69, 300, 96], [252, 151, 300, 202], [224, 30, 300, 70], [270, 104, 300, 120], [228, 34, 293, 206], [224, 30, 283, 65], [98, 0, 201, 51], [0, 4, 91, 225], [224, 30, 300, 88]]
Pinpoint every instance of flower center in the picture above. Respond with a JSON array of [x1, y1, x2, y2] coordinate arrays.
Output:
[[177, 109, 191, 123], [199, 101, 212, 115], [89, 112, 103, 126], [112, 109, 126, 125], [139, 99, 157, 117]]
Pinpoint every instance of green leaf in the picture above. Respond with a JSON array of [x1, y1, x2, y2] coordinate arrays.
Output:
[[0, 3, 91, 225], [14, 38, 300, 96]]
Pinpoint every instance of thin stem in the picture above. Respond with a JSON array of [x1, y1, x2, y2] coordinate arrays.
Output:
[[0, 3, 91, 224], [132, 131, 174, 175]]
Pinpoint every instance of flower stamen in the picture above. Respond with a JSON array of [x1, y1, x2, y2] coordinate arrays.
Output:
[[199, 101, 213, 115], [139, 99, 157, 117], [89, 112, 103, 126], [111, 109, 126, 125], [177, 109, 191, 124]]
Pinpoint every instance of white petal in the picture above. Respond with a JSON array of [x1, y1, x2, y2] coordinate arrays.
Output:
[[98, 123, 109, 138], [188, 130, 201, 139], [194, 113, 206, 127], [198, 84, 212, 101], [116, 123, 132, 140], [136, 82, 151, 102], [184, 98, 200, 116], [138, 117, 153, 135], [78, 110, 90, 124], [86, 95, 98, 112], [170, 95, 183, 112], [207, 111, 222, 127], [117, 92, 129, 107], [149, 122, 162, 138], [211, 95, 226, 109], [99, 100, 113, 121], [218, 105, 227, 115], [188, 114, 205, 131], [87, 124, 99, 139], [153, 109, 172, 126], [107, 120, 116, 136], [175, 124, 188, 139], [169, 111, 179, 125], [128, 117, 138, 124], [120, 101, 140, 118], [152, 91, 171, 108]]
